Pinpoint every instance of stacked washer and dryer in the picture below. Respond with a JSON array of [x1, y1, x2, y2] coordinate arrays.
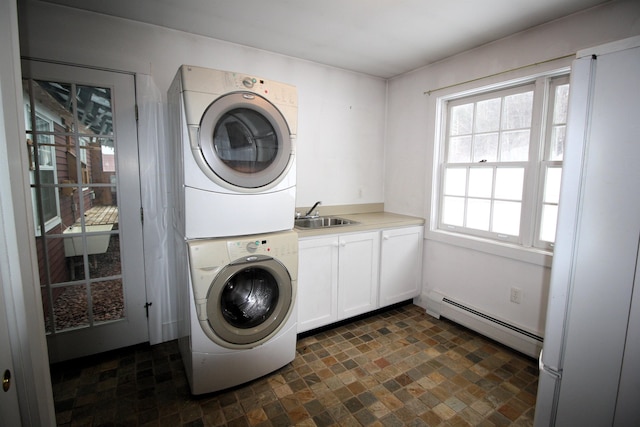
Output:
[[168, 65, 299, 394]]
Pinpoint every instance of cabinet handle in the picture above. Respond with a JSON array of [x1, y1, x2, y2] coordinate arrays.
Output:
[[340, 241, 346, 247], [383, 235, 389, 240]]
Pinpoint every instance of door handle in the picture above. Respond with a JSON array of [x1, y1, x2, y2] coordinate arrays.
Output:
[[2, 369, 10, 392]]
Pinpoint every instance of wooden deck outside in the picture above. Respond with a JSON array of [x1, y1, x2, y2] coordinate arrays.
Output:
[[81, 205, 119, 226]]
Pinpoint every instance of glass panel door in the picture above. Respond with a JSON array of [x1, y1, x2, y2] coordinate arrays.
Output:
[[22, 61, 148, 362]]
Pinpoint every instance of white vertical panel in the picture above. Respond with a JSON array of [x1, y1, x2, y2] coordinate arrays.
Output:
[[555, 43, 640, 426], [614, 239, 640, 425]]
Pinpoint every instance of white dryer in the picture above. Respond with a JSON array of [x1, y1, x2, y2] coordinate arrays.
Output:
[[179, 230, 298, 394], [168, 65, 298, 238]]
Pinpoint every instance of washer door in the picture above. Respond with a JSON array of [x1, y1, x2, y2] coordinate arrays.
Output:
[[199, 92, 293, 191], [206, 255, 293, 347]]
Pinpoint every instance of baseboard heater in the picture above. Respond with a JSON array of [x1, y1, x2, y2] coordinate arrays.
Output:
[[425, 291, 543, 358]]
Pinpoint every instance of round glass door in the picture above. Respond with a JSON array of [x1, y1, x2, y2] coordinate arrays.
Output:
[[199, 92, 293, 190], [220, 267, 279, 329], [206, 257, 293, 347]]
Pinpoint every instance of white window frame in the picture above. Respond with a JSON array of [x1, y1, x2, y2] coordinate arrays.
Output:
[[534, 75, 570, 251], [430, 68, 570, 265]]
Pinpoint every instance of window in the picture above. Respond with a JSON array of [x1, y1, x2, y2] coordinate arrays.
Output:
[[537, 79, 569, 247], [28, 112, 61, 234], [437, 73, 569, 252]]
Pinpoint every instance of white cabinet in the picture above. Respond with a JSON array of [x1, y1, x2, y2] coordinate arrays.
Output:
[[337, 231, 380, 320], [297, 231, 380, 333], [379, 226, 424, 307], [297, 235, 338, 332]]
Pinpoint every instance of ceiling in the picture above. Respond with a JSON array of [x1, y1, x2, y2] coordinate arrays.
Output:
[[42, 0, 609, 78]]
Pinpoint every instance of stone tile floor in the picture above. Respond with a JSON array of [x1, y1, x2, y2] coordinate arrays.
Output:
[[50, 304, 538, 426]]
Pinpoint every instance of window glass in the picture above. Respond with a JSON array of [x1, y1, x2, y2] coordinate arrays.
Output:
[[27, 113, 60, 230], [24, 77, 125, 334], [450, 103, 474, 136], [549, 84, 570, 161], [500, 130, 530, 161], [444, 168, 466, 196], [75, 85, 113, 136], [472, 133, 499, 162], [448, 135, 472, 163], [553, 85, 570, 125], [492, 201, 521, 236], [550, 126, 566, 161], [467, 198, 491, 231], [502, 91, 533, 129], [544, 167, 562, 204], [468, 168, 492, 198], [38, 170, 58, 223], [495, 168, 524, 200], [540, 205, 559, 242], [442, 196, 465, 226], [475, 98, 501, 132]]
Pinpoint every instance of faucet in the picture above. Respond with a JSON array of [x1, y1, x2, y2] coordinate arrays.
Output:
[[304, 201, 321, 218]]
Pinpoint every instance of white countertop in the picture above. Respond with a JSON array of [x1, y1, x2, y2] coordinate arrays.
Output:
[[295, 211, 425, 238]]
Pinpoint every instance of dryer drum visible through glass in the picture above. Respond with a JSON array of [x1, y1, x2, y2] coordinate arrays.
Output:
[[206, 255, 293, 346], [199, 92, 293, 189]]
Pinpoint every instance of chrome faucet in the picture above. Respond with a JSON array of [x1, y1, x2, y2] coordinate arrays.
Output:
[[304, 201, 321, 218]]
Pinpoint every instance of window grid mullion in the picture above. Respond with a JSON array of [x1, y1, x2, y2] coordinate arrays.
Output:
[[463, 165, 470, 228], [497, 96, 504, 162], [489, 166, 497, 233]]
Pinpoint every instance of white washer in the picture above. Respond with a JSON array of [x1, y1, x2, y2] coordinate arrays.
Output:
[[178, 230, 298, 395], [168, 65, 298, 238]]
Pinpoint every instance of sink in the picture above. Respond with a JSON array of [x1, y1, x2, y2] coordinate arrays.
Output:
[[294, 216, 359, 229]]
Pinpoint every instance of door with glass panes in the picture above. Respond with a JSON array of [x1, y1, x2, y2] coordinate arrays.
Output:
[[22, 61, 148, 362]]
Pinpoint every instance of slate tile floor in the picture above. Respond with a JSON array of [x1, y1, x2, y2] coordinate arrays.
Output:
[[51, 304, 538, 426]]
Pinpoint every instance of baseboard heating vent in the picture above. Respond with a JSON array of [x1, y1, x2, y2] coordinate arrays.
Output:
[[425, 291, 543, 358], [442, 298, 543, 343]]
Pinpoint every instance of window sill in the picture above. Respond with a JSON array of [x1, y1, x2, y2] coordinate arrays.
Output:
[[36, 216, 62, 237], [426, 229, 553, 267]]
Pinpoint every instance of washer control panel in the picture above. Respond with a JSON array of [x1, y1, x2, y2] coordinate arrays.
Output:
[[227, 232, 297, 260]]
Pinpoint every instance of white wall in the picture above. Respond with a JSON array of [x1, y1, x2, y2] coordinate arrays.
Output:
[[386, 0, 640, 338], [18, 0, 387, 209]]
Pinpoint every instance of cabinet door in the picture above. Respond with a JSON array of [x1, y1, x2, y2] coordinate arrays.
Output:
[[297, 236, 339, 333], [380, 226, 424, 307], [338, 231, 380, 320]]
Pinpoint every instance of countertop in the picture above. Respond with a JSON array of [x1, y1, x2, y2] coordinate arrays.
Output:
[[295, 211, 425, 238]]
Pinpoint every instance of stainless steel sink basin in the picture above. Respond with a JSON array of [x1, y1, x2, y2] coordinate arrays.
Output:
[[294, 216, 359, 229]]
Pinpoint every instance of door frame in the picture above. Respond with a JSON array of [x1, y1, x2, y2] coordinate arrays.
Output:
[[0, 0, 55, 423]]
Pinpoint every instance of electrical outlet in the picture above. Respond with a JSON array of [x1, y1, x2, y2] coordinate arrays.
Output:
[[510, 287, 522, 304]]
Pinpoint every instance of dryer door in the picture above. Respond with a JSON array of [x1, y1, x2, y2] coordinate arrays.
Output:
[[198, 92, 293, 190], [206, 255, 293, 347]]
